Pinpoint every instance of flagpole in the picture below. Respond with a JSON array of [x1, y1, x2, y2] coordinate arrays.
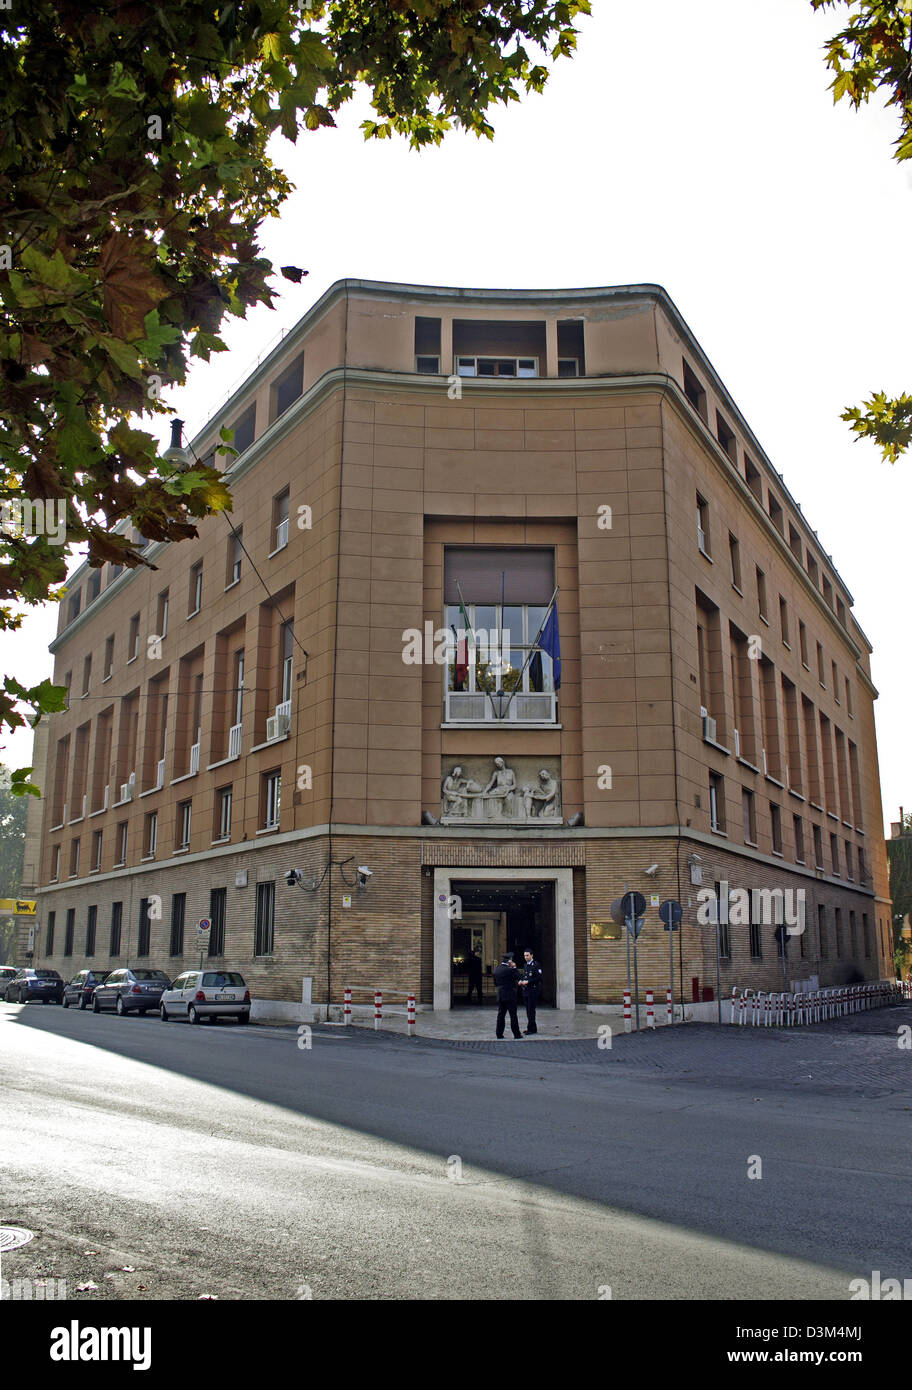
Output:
[[500, 586, 559, 721]]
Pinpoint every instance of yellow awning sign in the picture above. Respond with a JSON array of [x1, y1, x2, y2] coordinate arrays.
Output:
[[0, 899, 37, 915]]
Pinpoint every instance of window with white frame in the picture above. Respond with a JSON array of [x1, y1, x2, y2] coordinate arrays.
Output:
[[188, 563, 202, 616], [272, 490, 289, 553], [456, 357, 538, 378], [178, 800, 192, 850], [217, 786, 232, 840], [264, 771, 281, 830]]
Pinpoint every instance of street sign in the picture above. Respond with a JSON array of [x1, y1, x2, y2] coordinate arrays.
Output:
[[197, 917, 211, 937], [621, 891, 647, 920], [0, 898, 36, 915], [624, 916, 646, 940], [659, 899, 683, 931]]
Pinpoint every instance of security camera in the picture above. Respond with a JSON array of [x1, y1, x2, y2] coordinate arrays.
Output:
[[357, 866, 372, 888], [285, 869, 303, 887], [644, 864, 659, 876], [688, 853, 702, 865]]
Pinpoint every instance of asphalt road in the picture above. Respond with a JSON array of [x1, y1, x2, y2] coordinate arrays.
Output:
[[2, 1001, 910, 1301]]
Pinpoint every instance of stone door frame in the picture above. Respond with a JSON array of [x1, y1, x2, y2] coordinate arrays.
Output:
[[432, 867, 575, 1011]]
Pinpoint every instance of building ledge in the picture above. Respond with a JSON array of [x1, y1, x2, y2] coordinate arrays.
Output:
[[250, 735, 288, 753], [703, 736, 731, 756], [207, 754, 240, 772], [788, 788, 806, 802], [441, 722, 562, 731], [764, 774, 785, 789], [139, 785, 164, 799], [170, 771, 198, 787], [737, 757, 761, 774]]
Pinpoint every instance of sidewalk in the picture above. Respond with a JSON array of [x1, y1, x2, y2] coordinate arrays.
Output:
[[333, 1003, 688, 1042]]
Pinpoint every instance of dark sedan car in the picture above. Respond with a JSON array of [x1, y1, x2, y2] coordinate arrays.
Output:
[[4, 968, 64, 1004], [62, 969, 111, 1010], [92, 967, 170, 1016]]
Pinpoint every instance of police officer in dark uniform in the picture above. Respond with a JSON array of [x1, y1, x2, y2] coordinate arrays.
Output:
[[493, 953, 522, 1039], [519, 949, 543, 1034]]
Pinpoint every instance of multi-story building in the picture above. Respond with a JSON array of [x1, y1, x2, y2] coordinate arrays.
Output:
[[24, 279, 894, 1015]]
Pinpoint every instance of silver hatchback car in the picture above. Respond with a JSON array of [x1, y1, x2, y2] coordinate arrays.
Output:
[[159, 970, 250, 1025]]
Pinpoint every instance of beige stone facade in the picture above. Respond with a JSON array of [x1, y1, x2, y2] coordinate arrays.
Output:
[[23, 281, 893, 1011]]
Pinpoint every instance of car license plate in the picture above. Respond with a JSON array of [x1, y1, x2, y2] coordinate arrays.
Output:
[[216, 994, 233, 1001]]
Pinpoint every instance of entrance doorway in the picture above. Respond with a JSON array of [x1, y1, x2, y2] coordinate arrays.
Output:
[[450, 880, 556, 1006]]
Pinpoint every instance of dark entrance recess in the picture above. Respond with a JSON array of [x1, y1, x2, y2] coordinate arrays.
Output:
[[449, 880, 555, 1007]]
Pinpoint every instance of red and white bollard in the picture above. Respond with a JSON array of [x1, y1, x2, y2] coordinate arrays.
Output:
[[666, 986, 673, 1025], [623, 988, 632, 1033], [407, 993, 416, 1037], [646, 989, 655, 1029], [374, 990, 382, 1030], [343, 986, 352, 1026]]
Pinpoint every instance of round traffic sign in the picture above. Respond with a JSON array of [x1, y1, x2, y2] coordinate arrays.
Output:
[[621, 891, 646, 920], [197, 917, 211, 934], [658, 899, 683, 926]]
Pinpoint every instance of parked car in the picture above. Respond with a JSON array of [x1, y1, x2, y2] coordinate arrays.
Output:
[[4, 968, 64, 1004], [159, 970, 251, 1025], [62, 969, 111, 1010], [92, 968, 170, 1016], [0, 965, 19, 992]]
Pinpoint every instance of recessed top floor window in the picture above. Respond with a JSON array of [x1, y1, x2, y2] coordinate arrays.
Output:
[[416, 355, 440, 374], [788, 522, 802, 559], [716, 412, 736, 463], [835, 595, 847, 625], [415, 315, 441, 371], [108, 562, 123, 584], [188, 562, 202, 616], [767, 492, 784, 534], [67, 590, 81, 623], [682, 359, 707, 419], [230, 403, 256, 456], [271, 354, 304, 421], [272, 489, 290, 554], [456, 357, 538, 378], [557, 358, 579, 377], [822, 576, 834, 609], [744, 455, 762, 501], [806, 549, 819, 586], [87, 571, 101, 602]]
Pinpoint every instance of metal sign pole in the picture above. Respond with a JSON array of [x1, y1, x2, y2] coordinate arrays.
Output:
[[633, 934, 641, 1031], [669, 918, 674, 1027], [624, 881, 632, 1029]]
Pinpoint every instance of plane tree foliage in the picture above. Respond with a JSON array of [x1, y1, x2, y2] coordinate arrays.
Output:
[[0, 0, 589, 759]]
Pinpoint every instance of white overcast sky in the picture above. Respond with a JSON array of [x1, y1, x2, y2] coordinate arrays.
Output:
[[3, 0, 910, 834]]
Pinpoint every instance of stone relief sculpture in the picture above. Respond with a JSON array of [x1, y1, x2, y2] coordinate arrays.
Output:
[[441, 757, 561, 824]]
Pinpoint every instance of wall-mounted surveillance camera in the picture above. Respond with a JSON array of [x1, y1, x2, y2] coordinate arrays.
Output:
[[285, 869, 303, 887], [644, 864, 659, 876], [357, 866, 372, 888], [688, 853, 702, 865]]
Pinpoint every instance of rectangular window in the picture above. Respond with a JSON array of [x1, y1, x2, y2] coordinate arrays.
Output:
[[798, 620, 809, 667], [715, 882, 731, 959], [272, 354, 304, 419], [793, 814, 805, 864], [849, 909, 858, 957], [834, 906, 842, 958], [836, 595, 847, 625], [756, 567, 768, 621], [770, 802, 782, 854], [768, 492, 784, 533], [456, 356, 538, 378], [557, 358, 579, 377], [109, 901, 123, 957], [64, 907, 75, 957], [157, 589, 169, 638], [728, 533, 741, 589], [254, 881, 275, 956], [104, 636, 115, 680], [129, 614, 140, 661], [709, 772, 725, 833], [188, 562, 202, 616], [70, 838, 80, 876], [169, 893, 186, 957], [231, 403, 256, 455], [50, 844, 60, 881], [830, 833, 840, 876], [816, 641, 825, 685], [778, 596, 790, 647], [822, 576, 834, 609], [92, 829, 102, 872], [844, 839, 854, 880], [264, 771, 281, 830], [45, 910, 56, 954], [813, 823, 824, 869], [415, 355, 440, 374], [272, 489, 290, 553], [788, 522, 802, 559], [227, 529, 243, 586], [862, 912, 871, 958], [137, 897, 151, 956], [744, 455, 762, 500], [716, 412, 736, 462], [749, 919, 762, 959], [682, 359, 707, 418], [845, 678, 853, 717], [280, 619, 294, 702], [818, 904, 828, 958], [742, 789, 756, 844], [145, 811, 157, 858], [177, 800, 192, 850], [68, 590, 81, 623], [806, 550, 819, 586], [82, 654, 92, 696], [116, 820, 128, 866], [85, 905, 97, 957], [832, 661, 839, 701], [217, 786, 232, 841], [696, 494, 711, 556], [209, 887, 227, 957]]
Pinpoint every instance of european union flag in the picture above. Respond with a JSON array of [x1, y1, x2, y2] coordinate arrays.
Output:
[[537, 604, 561, 689]]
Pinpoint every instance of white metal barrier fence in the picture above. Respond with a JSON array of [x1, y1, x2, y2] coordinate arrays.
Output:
[[730, 980, 907, 1026]]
